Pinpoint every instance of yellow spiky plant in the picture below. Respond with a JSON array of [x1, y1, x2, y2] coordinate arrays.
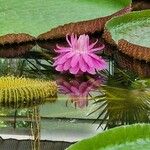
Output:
[[0, 76, 57, 108]]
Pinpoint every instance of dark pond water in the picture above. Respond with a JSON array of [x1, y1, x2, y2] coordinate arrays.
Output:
[[0, 38, 150, 149]]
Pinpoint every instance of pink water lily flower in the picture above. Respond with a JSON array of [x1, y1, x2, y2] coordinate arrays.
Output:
[[53, 34, 106, 75]]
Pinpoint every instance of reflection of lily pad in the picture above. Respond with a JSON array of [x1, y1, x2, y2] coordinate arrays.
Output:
[[0, 98, 56, 109], [0, 43, 35, 58], [67, 124, 150, 150], [0, 0, 131, 44], [103, 10, 150, 61]]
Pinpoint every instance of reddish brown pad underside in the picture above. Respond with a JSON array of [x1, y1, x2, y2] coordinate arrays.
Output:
[[118, 39, 150, 62], [116, 51, 150, 78], [0, 34, 35, 45], [103, 28, 150, 62]]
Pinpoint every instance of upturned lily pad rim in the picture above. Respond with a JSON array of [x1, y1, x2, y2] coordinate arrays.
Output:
[[0, 0, 131, 44], [103, 10, 150, 61], [37, 5, 131, 41], [105, 10, 150, 33], [66, 124, 150, 150]]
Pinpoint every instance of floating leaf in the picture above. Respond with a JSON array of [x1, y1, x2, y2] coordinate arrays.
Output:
[[0, 0, 131, 44], [103, 10, 150, 61], [66, 124, 150, 150]]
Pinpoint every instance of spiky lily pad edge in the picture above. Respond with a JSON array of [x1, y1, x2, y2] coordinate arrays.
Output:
[[0, 33, 35, 46], [0, 76, 58, 109]]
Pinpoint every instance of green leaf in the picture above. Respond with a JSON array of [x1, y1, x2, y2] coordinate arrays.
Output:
[[0, 0, 131, 43], [105, 10, 150, 48], [66, 124, 150, 150]]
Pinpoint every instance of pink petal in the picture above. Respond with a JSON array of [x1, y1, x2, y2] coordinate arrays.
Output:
[[69, 66, 79, 74], [55, 45, 71, 53], [88, 53, 102, 61], [53, 53, 67, 61], [77, 96, 88, 108], [82, 54, 94, 67], [55, 52, 74, 65], [71, 86, 79, 95], [94, 59, 106, 70], [65, 51, 75, 59], [87, 67, 96, 74], [66, 35, 72, 47], [79, 57, 88, 72], [63, 59, 71, 71], [77, 34, 87, 50], [71, 80, 80, 87], [53, 55, 61, 60], [59, 86, 71, 93], [58, 80, 72, 93], [85, 35, 90, 46], [79, 82, 88, 93], [71, 34, 77, 47], [55, 54, 68, 65], [91, 44, 105, 52], [82, 89, 90, 96], [55, 65, 64, 72], [84, 35, 90, 50], [89, 39, 98, 50], [62, 81, 72, 89], [53, 61, 58, 66], [70, 54, 80, 68]]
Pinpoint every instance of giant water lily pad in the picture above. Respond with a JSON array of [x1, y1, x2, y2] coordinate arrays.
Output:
[[0, 0, 131, 44], [66, 124, 150, 150], [103, 10, 150, 61]]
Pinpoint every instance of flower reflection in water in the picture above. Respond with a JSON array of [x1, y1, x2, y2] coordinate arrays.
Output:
[[57, 76, 103, 108]]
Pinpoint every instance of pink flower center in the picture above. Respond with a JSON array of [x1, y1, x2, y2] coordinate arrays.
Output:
[[73, 35, 89, 53]]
